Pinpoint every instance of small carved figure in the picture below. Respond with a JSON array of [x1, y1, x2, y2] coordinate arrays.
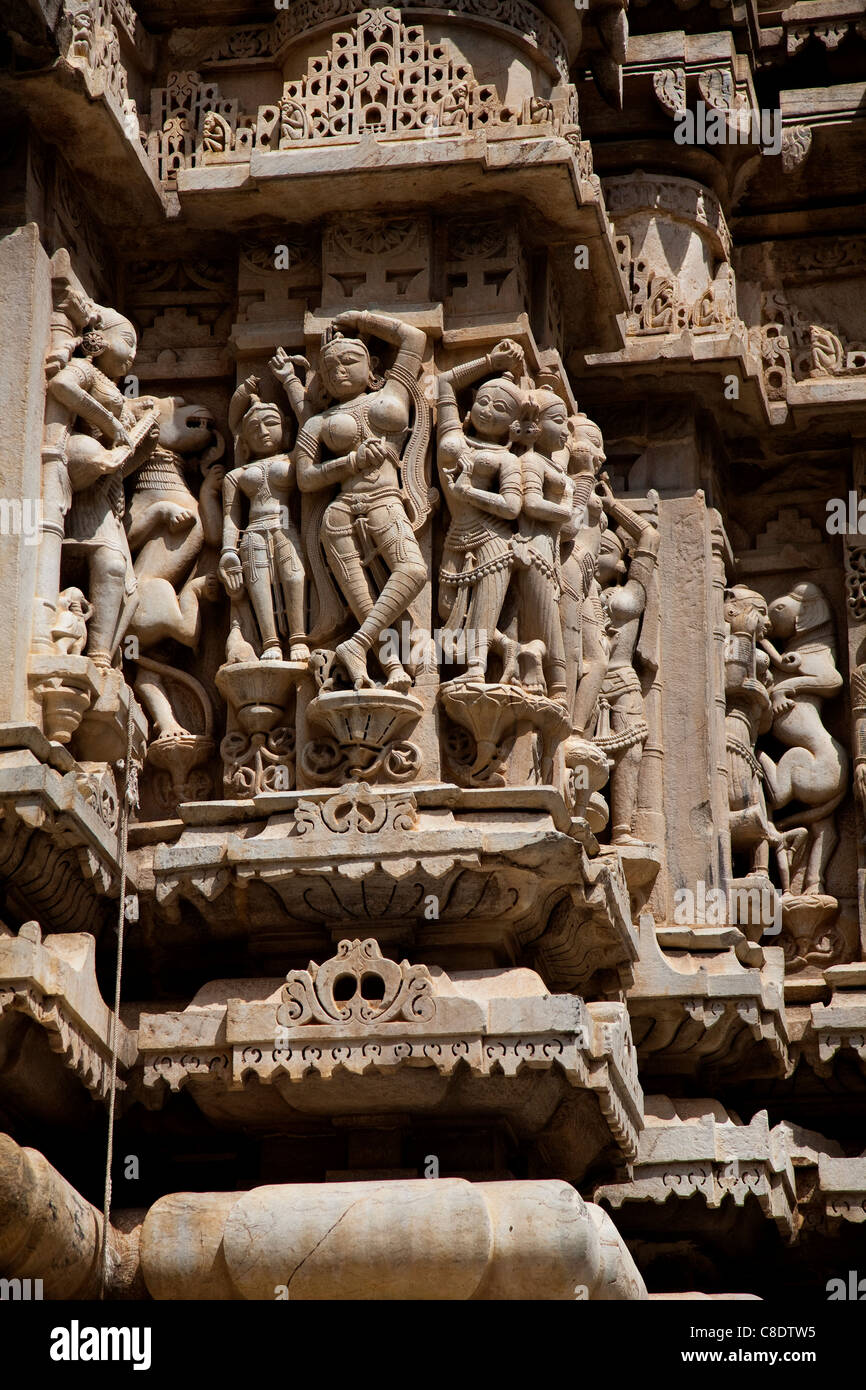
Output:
[[758, 582, 848, 894], [441, 82, 473, 128], [201, 112, 227, 154], [292, 310, 431, 691], [437, 340, 527, 682], [50, 588, 93, 656], [692, 262, 737, 331], [593, 483, 660, 844], [219, 377, 309, 664], [278, 98, 309, 144]]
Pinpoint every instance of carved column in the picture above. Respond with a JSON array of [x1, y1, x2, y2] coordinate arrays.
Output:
[[656, 489, 731, 920], [0, 225, 51, 717], [844, 438, 866, 959]]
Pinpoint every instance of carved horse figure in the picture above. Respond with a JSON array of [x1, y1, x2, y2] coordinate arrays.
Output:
[[758, 582, 848, 895], [126, 397, 225, 738]]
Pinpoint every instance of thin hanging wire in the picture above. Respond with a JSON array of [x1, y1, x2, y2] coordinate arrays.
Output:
[[98, 705, 136, 1300]]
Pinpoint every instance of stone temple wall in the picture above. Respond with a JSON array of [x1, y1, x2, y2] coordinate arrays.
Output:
[[0, 0, 865, 1305]]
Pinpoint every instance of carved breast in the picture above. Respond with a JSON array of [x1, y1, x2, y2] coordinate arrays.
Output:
[[321, 410, 362, 455], [604, 585, 641, 624], [81, 364, 123, 419], [468, 441, 512, 479], [367, 391, 407, 438]]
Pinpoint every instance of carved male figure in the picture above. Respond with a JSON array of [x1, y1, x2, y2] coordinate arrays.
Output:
[[594, 484, 659, 844], [506, 387, 574, 699], [46, 307, 159, 668]]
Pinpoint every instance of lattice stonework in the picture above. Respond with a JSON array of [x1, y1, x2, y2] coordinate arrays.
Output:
[[258, 6, 524, 149]]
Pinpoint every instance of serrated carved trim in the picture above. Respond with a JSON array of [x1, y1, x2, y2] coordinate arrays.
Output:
[[206, 0, 570, 82]]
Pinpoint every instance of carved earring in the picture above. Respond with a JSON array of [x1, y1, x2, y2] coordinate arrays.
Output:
[[80, 329, 107, 359]]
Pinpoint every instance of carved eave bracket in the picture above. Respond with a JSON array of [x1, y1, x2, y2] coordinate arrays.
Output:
[[145, 783, 638, 992], [137, 941, 643, 1180], [0, 920, 135, 1112], [627, 914, 789, 1085], [595, 1097, 798, 1240], [0, 725, 140, 935]]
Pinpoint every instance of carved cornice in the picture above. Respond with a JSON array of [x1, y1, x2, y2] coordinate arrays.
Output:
[[201, 1, 571, 81], [596, 1097, 797, 1238], [627, 915, 789, 1082], [0, 921, 134, 1102], [138, 950, 643, 1166]]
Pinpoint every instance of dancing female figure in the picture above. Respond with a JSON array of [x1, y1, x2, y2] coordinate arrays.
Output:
[[292, 310, 430, 692], [437, 341, 527, 683]]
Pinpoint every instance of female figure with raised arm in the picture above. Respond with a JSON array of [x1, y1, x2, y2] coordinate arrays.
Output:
[[291, 310, 431, 692], [436, 340, 527, 683]]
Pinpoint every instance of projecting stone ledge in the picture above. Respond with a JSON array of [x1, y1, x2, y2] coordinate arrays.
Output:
[[796, 962, 866, 1078], [778, 1123, 866, 1233], [626, 914, 789, 1085], [0, 919, 135, 1115], [144, 783, 638, 993], [135, 940, 643, 1182], [595, 1097, 797, 1240]]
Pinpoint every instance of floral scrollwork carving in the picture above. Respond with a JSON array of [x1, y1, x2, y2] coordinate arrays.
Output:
[[276, 938, 436, 1026], [220, 726, 295, 795], [293, 782, 417, 835]]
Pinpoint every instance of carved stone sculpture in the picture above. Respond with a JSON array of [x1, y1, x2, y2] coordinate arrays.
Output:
[[593, 485, 659, 844], [504, 388, 574, 701], [758, 583, 848, 897], [47, 307, 160, 669], [724, 586, 780, 876], [292, 310, 430, 692], [122, 397, 226, 810], [220, 376, 309, 665], [7, 0, 866, 1315], [436, 340, 526, 684]]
